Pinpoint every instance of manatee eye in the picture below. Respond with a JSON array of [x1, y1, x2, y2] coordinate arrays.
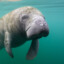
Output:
[[22, 14, 29, 21], [20, 14, 29, 23], [22, 15, 29, 19]]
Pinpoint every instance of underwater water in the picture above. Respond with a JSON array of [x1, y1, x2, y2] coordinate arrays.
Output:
[[0, 0, 64, 64]]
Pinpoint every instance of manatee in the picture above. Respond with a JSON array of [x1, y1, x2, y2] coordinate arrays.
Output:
[[0, 6, 49, 60]]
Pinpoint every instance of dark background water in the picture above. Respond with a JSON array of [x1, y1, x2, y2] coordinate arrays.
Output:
[[0, 0, 64, 64]]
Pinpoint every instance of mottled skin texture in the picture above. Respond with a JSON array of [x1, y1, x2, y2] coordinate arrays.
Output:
[[0, 6, 49, 59], [1, 6, 43, 48]]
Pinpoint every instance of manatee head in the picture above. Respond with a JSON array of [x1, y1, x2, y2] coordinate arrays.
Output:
[[19, 7, 49, 40]]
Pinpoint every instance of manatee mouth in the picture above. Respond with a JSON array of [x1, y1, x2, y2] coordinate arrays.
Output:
[[31, 30, 49, 39], [42, 28, 49, 37], [26, 26, 31, 32], [26, 26, 49, 39]]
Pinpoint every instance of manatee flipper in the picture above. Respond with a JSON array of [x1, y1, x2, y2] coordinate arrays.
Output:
[[4, 31, 14, 58], [26, 39, 39, 60]]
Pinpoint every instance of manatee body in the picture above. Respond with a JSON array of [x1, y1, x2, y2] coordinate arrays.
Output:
[[0, 6, 49, 60]]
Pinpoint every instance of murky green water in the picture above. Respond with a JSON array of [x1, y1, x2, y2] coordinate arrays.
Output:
[[0, 0, 64, 64]]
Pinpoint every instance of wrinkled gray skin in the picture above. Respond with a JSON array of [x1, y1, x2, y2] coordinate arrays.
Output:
[[0, 6, 49, 60]]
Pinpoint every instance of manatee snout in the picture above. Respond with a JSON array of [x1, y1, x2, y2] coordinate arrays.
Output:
[[26, 15, 49, 39]]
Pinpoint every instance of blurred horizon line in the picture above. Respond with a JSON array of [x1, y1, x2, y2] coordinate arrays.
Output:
[[0, 0, 21, 2]]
